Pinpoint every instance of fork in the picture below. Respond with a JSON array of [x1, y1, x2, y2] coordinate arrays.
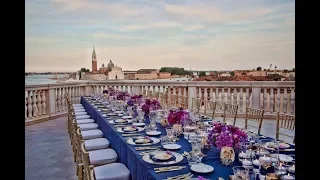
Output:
[[165, 172, 192, 180]]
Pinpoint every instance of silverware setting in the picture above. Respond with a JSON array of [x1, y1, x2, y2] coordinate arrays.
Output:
[[136, 146, 160, 151], [122, 133, 143, 137], [154, 166, 186, 173], [164, 172, 193, 180]]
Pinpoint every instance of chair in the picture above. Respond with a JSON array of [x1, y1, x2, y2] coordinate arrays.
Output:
[[223, 103, 239, 126], [204, 100, 217, 119], [276, 113, 295, 143], [191, 97, 202, 114], [81, 142, 130, 180], [244, 107, 264, 134]]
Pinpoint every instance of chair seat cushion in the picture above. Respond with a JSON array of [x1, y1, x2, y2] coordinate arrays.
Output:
[[81, 130, 103, 140], [85, 138, 110, 151], [74, 106, 84, 110], [74, 108, 86, 112], [89, 149, 118, 166], [73, 104, 83, 107], [78, 123, 98, 131], [76, 115, 90, 120], [75, 112, 88, 116], [77, 119, 95, 124], [94, 163, 130, 180]]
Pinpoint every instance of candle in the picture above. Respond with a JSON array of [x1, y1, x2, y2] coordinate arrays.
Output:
[[283, 174, 294, 180], [239, 151, 247, 158], [259, 155, 272, 165], [287, 165, 295, 173], [253, 159, 260, 166], [242, 159, 253, 166]]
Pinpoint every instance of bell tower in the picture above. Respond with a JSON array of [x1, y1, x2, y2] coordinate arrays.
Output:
[[92, 46, 98, 72]]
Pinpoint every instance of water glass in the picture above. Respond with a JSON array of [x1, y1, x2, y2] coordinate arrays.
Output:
[[160, 135, 169, 146], [187, 151, 200, 166], [233, 166, 249, 180]]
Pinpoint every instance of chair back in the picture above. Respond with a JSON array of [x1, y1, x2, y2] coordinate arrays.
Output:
[[191, 98, 202, 113], [205, 100, 217, 119], [223, 103, 239, 126], [276, 113, 295, 143], [244, 107, 264, 134], [81, 142, 93, 180]]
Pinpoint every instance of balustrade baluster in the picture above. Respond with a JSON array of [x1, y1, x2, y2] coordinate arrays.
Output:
[[233, 88, 237, 106], [215, 88, 220, 110], [61, 88, 65, 111], [203, 88, 208, 114], [263, 88, 268, 111], [57, 88, 61, 112], [245, 88, 250, 108], [37, 90, 42, 116], [239, 88, 243, 112], [32, 91, 38, 117], [227, 88, 231, 104], [42, 90, 47, 115], [27, 91, 32, 118], [221, 88, 225, 110], [276, 88, 281, 112], [290, 88, 295, 114], [270, 88, 274, 113], [283, 89, 288, 113]]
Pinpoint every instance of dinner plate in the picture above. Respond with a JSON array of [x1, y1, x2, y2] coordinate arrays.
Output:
[[146, 131, 161, 136], [190, 163, 214, 173], [279, 154, 294, 162], [132, 123, 145, 127], [127, 137, 160, 146], [114, 111, 124, 114], [109, 119, 132, 124], [117, 127, 144, 133], [118, 114, 124, 116], [163, 144, 181, 150], [122, 116, 133, 119], [142, 151, 183, 165]]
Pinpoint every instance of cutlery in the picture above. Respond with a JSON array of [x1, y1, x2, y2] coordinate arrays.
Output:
[[283, 149, 295, 151], [122, 133, 142, 137], [164, 172, 192, 180], [155, 166, 185, 173], [136, 146, 160, 151], [139, 150, 159, 156], [154, 166, 183, 170], [180, 174, 194, 180]]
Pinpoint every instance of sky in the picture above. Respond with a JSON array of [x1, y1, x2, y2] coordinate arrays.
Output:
[[25, 0, 295, 72]]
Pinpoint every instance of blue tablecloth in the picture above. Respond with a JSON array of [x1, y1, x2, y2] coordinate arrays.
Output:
[[81, 97, 295, 180]]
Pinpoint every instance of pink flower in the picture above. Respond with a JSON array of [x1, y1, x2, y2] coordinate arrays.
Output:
[[198, 176, 207, 180], [166, 151, 172, 155]]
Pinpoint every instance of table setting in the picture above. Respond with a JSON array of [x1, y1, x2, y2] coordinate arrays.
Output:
[[82, 93, 295, 180]]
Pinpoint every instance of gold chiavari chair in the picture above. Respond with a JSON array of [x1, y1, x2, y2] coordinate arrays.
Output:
[[223, 103, 239, 126], [191, 97, 202, 113], [170, 94, 176, 107], [80, 142, 130, 180], [205, 100, 217, 119], [180, 96, 188, 109], [276, 113, 295, 143], [244, 107, 264, 134]]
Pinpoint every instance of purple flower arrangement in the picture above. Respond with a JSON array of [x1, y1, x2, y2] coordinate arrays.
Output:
[[207, 122, 248, 149], [130, 94, 143, 104], [127, 99, 134, 106], [116, 91, 130, 101], [141, 99, 162, 114], [167, 107, 190, 125]]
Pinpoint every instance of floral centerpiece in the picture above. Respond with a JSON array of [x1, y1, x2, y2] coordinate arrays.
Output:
[[167, 107, 190, 125], [116, 91, 130, 101], [127, 99, 134, 106], [207, 122, 248, 165], [130, 94, 143, 104]]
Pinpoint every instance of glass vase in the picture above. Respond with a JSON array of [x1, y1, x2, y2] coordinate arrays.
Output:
[[220, 146, 235, 165]]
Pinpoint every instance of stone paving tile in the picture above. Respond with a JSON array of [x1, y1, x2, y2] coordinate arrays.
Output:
[[25, 115, 294, 180]]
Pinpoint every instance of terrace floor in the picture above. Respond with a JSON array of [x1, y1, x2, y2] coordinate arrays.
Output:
[[25, 116, 293, 180]]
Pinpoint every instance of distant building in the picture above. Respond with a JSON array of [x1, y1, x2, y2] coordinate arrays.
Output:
[[247, 71, 267, 76], [135, 69, 159, 80], [158, 72, 171, 79], [99, 63, 109, 74], [218, 72, 231, 77], [82, 46, 106, 80], [124, 71, 137, 79], [108, 66, 125, 80], [107, 60, 115, 71]]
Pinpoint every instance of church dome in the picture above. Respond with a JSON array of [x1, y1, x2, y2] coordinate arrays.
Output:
[[107, 60, 114, 71]]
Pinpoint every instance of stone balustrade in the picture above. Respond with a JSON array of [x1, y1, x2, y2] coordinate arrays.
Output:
[[25, 80, 295, 125]]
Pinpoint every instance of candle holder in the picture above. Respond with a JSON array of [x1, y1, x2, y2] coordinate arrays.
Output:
[[281, 173, 294, 180], [173, 124, 183, 136], [266, 173, 279, 180], [286, 164, 295, 175]]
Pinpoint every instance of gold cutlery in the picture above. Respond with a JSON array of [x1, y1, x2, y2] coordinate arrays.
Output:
[[180, 174, 194, 180], [154, 166, 182, 170], [136, 146, 160, 151], [164, 172, 192, 180], [155, 167, 185, 173], [138, 150, 159, 156], [122, 133, 142, 137]]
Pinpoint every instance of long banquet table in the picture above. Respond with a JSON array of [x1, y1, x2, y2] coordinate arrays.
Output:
[[81, 97, 295, 180]]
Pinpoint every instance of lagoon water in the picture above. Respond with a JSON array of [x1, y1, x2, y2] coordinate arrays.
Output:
[[25, 74, 69, 85]]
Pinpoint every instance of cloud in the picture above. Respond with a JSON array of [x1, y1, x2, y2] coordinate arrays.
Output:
[[120, 21, 181, 31], [25, 37, 61, 43], [91, 32, 145, 39], [164, 4, 274, 23]]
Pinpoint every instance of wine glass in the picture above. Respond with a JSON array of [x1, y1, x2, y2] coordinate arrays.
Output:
[[233, 166, 249, 180]]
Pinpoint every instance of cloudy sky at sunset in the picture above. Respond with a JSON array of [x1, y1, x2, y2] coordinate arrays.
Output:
[[25, 0, 295, 72]]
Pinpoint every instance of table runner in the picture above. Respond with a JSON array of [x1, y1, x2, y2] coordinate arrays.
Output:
[[81, 97, 295, 180]]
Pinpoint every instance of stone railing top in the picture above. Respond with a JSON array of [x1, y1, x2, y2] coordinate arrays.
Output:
[[25, 80, 295, 90]]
